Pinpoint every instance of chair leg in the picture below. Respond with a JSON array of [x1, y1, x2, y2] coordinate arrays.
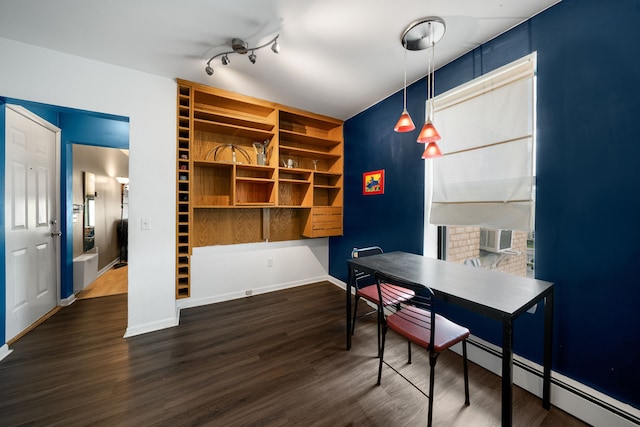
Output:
[[351, 295, 360, 335], [462, 340, 470, 405], [376, 303, 382, 357], [377, 324, 387, 385], [427, 352, 440, 427], [407, 341, 412, 364]]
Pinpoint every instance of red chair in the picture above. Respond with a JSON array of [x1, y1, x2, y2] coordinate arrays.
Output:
[[375, 271, 470, 427], [351, 247, 415, 355]]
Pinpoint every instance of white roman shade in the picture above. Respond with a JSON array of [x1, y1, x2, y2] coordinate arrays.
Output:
[[429, 53, 536, 231]]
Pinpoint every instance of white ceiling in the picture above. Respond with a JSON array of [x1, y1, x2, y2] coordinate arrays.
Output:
[[0, 0, 560, 120]]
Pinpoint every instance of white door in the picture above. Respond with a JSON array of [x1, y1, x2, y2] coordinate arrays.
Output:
[[5, 105, 60, 342]]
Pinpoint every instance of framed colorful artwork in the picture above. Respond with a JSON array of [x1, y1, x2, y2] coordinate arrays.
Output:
[[362, 169, 384, 195]]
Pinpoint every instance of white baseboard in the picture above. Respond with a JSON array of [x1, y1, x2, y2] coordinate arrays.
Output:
[[59, 293, 76, 307], [177, 275, 332, 310], [98, 258, 121, 277], [0, 344, 13, 362], [328, 278, 640, 427], [461, 336, 640, 427], [123, 311, 180, 338]]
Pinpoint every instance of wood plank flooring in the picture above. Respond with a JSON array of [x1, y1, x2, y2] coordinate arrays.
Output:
[[0, 281, 587, 426], [76, 264, 128, 299]]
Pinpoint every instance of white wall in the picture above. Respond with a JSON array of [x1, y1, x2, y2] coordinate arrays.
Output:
[[183, 239, 329, 309], [0, 37, 177, 336], [1, 37, 332, 337]]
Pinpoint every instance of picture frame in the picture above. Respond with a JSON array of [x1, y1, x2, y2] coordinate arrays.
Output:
[[362, 169, 384, 195]]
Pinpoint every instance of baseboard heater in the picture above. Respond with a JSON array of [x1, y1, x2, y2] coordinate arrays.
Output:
[[465, 337, 640, 426]]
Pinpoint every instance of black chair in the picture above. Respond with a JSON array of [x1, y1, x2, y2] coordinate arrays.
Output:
[[374, 271, 470, 427], [351, 247, 415, 355]]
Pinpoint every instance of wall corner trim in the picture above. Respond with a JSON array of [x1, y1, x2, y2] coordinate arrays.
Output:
[[123, 313, 180, 338], [0, 344, 13, 362]]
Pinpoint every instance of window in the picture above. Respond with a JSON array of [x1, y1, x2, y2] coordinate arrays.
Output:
[[424, 54, 536, 278]]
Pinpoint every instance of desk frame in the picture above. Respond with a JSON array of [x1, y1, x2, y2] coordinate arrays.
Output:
[[346, 252, 553, 427]]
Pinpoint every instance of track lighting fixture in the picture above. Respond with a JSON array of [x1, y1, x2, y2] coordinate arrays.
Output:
[[205, 34, 280, 75]]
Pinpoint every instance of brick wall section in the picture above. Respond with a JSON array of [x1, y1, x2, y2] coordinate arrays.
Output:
[[447, 226, 528, 277], [447, 226, 480, 263]]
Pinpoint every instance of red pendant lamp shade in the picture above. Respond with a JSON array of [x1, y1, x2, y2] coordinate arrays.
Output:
[[416, 120, 441, 143], [394, 109, 416, 132], [421, 142, 443, 159]]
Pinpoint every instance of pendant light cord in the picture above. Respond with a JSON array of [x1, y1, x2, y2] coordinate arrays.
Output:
[[403, 39, 408, 111], [427, 22, 435, 122]]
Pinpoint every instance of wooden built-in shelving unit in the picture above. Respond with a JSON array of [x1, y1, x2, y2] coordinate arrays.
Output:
[[175, 79, 344, 298]]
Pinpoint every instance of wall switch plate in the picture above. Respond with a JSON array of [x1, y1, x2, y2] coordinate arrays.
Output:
[[141, 218, 150, 230]]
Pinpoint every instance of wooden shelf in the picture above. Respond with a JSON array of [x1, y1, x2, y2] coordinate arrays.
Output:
[[279, 145, 341, 160], [175, 79, 344, 297], [194, 119, 274, 141], [279, 129, 341, 148], [176, 82, 192, 299], [236, 202, 276, 206], [193, 106, 275, 131]]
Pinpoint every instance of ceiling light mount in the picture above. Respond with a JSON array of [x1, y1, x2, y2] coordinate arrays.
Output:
[[401, 17, 446, 51], [205, 34, 280, 76]]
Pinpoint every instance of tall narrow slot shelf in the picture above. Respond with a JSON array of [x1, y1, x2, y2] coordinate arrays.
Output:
[[175, 79, 343, 298], [176, 83, 192, 298]]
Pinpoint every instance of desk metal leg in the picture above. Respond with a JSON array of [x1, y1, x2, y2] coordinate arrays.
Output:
[[502, 315, 514, 427], [543, 290, 554, 409], [346, 266, 354, 350]]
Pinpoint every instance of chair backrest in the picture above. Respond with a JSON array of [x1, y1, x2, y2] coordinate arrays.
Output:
[[351, 246, 384, 289], [374, 270, 436, 350], [351, 246, 383, 258]]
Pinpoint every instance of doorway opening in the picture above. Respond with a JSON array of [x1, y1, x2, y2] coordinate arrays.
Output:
[[72, 145, 129, 299], [2, 96, 130, 344]]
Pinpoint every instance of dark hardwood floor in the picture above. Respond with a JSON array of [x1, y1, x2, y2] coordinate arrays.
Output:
[[0, 281, 587, 426]]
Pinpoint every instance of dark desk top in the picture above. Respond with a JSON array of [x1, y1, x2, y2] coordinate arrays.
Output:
[[348, 252, 553, 320]]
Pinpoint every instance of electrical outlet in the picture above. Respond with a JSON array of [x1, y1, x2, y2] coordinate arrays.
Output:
[[245, 290, 253, 296], [267, 257, 273, 267]]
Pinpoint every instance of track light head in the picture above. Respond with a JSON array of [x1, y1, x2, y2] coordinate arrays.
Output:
[[271, 38, 280, 54], [205, 65, 214, 75], [249, 51, 256, 64], [221, 54, 230, 65]]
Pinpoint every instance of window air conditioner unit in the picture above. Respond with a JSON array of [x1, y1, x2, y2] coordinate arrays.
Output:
[[479, 228, 513, 253]]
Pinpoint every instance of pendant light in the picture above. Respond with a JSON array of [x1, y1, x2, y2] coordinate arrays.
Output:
[[394, 40, 415, 132], [421, 142, 443, 159], [400, 17, 446, 158]]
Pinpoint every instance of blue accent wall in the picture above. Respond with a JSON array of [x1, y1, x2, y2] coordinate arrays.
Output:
[[1, 98, 128, 345], [331, 0, 640, 408], [328, 76, 428, 277]]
